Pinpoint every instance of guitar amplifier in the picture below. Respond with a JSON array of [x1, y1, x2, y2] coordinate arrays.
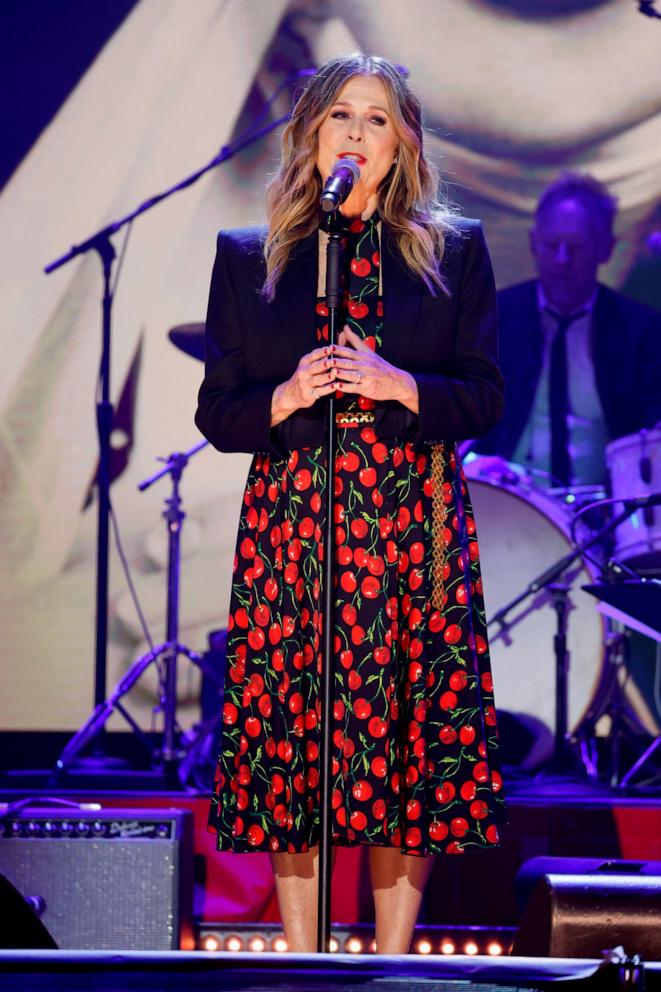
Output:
[[0, 806, 194, 950]]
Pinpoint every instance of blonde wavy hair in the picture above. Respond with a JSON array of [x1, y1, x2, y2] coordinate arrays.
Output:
[[262, 53, 457, 302]]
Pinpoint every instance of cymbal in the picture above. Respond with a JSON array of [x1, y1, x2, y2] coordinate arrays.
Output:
[[168, 323, 205, 361]]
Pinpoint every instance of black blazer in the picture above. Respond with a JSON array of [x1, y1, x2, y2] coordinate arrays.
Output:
[[195, 218, 504, 456], [474, 279, 661, 459]]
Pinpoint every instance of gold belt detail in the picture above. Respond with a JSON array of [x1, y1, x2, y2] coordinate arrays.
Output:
[[430, 444, 449, 611], [335, 410, 375, 427]]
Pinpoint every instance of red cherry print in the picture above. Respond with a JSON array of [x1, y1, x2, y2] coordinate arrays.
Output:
[[405, 827, 422, 848], [473, 761, 490, 783], [470, 800, 488, 820], [350, 517, 368, 539], [351, 257, 371, 277], [343, 451, 360, 472], [347, 669, 362, 690], [359, 467, 377, 487], [348, 300, 369, 319], [368, 716, 388, 738], [341, 603, 357, 626], [245, 716, 261, 738], [486, 825, 499, 844], [353, 547, 368, 568], [459, 725, 476, 746], [481, 672, 493, 692], [436, 781, 455, 804], [450, 817, 469, 838], [443, 624, 462, 645], [440, 691, 458, 711], [354, 698, 372, 720], [339, 649, 353, 670], [361, 575, 380, 599], [254, 604, 270, 628], [340, 571, 357, 594], [439, 725, 457, 745], [446, 841, 465, 855], [247, 628, 265, 651], [374, 645, 391, 665], [372, 798, 387, 820], [396, 506, 411, 532], [352, 780, 373, 802], [460, 780, 477, 801], [288, 692, 303, 714], [223, 702, 238, 726], [449, 670, 468, 691], [350, 810, 368, 830], [372, 442, 388, 464], [337, 545, 353, 566], [406, 799, 422, 820], [293, 469, 312, 492], [430, 821, 449, 842], [371, 755, 387, 778], [491, 770, 503, 792], [350, 625, 365, 646], [234, 607, 249, 629]]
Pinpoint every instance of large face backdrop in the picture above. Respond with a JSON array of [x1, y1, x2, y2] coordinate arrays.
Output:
[[1, 0, 660, 737]]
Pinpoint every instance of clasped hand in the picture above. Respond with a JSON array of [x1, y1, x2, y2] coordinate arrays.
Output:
[[288, 326, 416, 407]]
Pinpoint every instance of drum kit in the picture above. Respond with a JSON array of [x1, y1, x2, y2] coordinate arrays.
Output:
[[463, 430, 661, 787], [55, 319, 661, 790]]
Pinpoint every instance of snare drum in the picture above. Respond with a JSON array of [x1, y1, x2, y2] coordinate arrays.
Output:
[[606, 428, 661, 571], [464, 460, 606, 766]]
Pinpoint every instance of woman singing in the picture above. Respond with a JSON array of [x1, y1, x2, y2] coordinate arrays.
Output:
[[196, 53, 505, 955]]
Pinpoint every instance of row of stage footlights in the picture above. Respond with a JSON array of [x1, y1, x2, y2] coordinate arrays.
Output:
[[197, 925, 516, 956]]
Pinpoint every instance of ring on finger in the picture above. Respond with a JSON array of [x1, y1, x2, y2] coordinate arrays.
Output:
[[311, 386, 318, 398], [356, 370, 362, 383]]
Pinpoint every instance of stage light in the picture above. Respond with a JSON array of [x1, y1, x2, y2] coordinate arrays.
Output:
[[464, 940, 479, 955], [225, 935, 243, 952], [416, 939, 432, 954], [273, 936, 288, 952], [249, 936, 266, 952], [369, 939, 377, 953], [346, 936, 363, 953], [487, 941, 503, 956], [441, 939, 455, 955], [203, 935, 220, 951], [329, 937, 339, 952]]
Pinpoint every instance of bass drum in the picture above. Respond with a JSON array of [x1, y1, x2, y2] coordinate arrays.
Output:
[[464, 464, 606, 768]]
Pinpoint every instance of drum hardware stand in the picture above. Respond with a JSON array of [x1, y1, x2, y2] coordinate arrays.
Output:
[[581, 562, 661, 789], [316, 207, 346, 954], [547, 583, 574, 771], [55, 440, 224, 787], [489, 501, 649, 778]]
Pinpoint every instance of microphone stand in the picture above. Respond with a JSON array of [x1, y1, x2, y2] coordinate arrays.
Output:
[[317, 209, 345, 954], [43, 88, 301, 768]]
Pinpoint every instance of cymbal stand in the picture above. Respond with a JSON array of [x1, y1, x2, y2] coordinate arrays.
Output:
[[56, 440, 223, 786]]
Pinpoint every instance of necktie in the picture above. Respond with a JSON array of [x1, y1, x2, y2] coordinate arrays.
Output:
[[547, 307, 586, 487]]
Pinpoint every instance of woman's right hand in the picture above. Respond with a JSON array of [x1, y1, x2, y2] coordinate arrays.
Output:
[[270, 346, 338, 426]]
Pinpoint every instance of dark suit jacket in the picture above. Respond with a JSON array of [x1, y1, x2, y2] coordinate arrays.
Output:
[[195, 218, 504, 456], [475, 279, 661, 459]]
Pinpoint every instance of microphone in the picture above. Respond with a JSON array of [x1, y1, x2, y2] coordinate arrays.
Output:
[[320, 158, 360, 213]]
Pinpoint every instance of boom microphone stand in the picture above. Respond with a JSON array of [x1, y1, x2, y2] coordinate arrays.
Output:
[[317, 208, 345, 954], [44, 69, 312, 768]]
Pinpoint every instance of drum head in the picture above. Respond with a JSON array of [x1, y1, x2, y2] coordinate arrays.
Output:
[[466, 476, 605, 767]]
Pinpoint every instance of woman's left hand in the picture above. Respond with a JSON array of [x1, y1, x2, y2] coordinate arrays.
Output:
[[331, 326, 419, 413]]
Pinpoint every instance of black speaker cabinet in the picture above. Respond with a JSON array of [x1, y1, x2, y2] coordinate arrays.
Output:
[[513, 857, 661, 959], [0, 807, 193, 950]]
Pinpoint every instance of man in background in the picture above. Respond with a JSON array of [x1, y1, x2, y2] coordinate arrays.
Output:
[[475, 172, 661, 489]]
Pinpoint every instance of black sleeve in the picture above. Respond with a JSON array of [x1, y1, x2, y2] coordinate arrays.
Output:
[[411, 223, 504, 444], [194, 232, 284, 456]]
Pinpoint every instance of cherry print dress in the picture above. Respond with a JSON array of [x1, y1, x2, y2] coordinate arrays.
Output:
[[209, 214, 505, 856]]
